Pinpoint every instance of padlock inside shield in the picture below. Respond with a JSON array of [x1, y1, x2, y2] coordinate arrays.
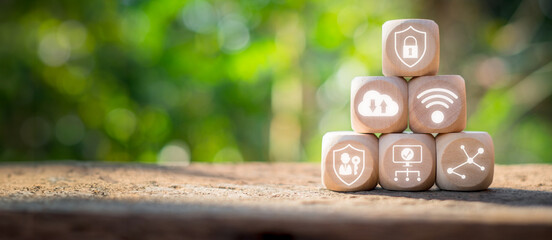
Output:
[[402, 36, 418, 59]]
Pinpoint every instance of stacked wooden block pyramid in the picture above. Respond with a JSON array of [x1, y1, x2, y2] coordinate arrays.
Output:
[[321, 19, 495, 192]]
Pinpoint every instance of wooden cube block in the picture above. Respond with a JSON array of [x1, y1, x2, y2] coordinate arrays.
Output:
[[379, 133, 435, 191], [436, 132, 494, 191], [382, 19, 439, 77], [321, 131, 378, 192], [409, 75, 466, 133], [351, 76, 408, 133]]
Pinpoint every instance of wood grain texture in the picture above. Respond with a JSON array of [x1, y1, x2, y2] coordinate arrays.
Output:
[[379, 133, 436, 191], [351, 76, 408, 133], [0, 162, 551, 239], [409, 75, 467, 133], [436, 132, 494, 191], [322, 132, 378, 192], [382, 19, 439, 77]]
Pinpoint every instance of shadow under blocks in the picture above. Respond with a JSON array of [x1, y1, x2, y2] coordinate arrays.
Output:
[[321, 19, 497, 193], [342, 187, 552, 207]]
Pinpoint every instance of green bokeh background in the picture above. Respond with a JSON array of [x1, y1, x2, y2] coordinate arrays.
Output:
[[1, 0, 551, 164]]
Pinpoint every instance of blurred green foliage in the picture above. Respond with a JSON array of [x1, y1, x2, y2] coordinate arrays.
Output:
[[0, 0, 551, 164]]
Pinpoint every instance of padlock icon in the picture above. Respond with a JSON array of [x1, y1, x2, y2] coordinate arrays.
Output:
[[402, 36, 418, 59]]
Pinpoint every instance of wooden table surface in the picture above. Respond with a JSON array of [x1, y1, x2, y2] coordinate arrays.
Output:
[[0, 162, 551, 239]]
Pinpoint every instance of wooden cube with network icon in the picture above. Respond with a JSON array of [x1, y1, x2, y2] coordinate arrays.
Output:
[[378, 132, 436, 191], [350, 76, 408, 133], [382, 19, 440, 77], [436, 132, 494, 191], [408, 75, 467, 133], [321, 131, 379, 192]]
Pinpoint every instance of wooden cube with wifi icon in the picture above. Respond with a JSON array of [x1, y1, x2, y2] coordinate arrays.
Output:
[[408, 75, 466, 133]]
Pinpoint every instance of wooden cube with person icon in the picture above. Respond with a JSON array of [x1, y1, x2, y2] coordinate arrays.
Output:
[[321, 132, 379, 192]]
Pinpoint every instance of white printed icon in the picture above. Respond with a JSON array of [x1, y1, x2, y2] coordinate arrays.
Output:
[[394, 26, 426, 68], [403, 36, 418, 58], [338, 153, 361, 176], [447, 145, 485, 179], [333, 144, 365, 186], [392, 145, 422, 182], [358, 90, 399, 117], [416, 88, 458, 124]]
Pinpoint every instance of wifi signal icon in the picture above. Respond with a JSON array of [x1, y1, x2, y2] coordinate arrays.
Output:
[[416, 88, 459, 124]]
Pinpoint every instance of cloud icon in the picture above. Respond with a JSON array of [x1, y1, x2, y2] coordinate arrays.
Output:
[[358, 90, 399, 117]]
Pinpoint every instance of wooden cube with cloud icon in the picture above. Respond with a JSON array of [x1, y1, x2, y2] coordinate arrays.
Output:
[[351, 76, 408, 133]]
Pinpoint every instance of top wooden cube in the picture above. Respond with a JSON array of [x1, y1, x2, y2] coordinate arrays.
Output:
[[382, 19, 439, 77]]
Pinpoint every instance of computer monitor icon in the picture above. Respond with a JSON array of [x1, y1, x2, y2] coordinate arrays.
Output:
[[392, 145, 423, 167]]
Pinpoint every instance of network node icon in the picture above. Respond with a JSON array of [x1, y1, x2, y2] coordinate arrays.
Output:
[[447, 145, 485, 179], [393, 168, 421, 182]]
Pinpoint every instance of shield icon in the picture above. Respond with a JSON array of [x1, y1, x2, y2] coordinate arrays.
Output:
[[394, 26, 427, 68], [333, 144, 365, 186]]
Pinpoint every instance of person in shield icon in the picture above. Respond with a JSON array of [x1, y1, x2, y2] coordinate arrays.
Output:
[[339, 153, 353, 176]]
